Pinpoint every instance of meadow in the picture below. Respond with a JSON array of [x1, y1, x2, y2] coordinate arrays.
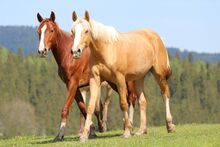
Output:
[[1, 124, 220, 147]]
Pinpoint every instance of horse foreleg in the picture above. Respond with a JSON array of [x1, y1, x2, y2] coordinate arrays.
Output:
[[80, 73, 101, 142], [53, 79, 78, 142], [102, 84, 112, 132], [78, 89, 87, 135], [116, 73, 132, 138]]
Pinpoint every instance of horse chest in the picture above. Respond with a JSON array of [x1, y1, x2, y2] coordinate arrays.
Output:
[[58, 65, 73, 82]]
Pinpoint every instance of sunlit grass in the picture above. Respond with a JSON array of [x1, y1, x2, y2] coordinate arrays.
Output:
[[0, 124, 220, 147]]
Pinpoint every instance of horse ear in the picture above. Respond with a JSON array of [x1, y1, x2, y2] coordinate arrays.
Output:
[[72, 11, 78, 22], [37, 13, 43, 22], [84, 10, 90, 22], [50, 11, 56, 22]]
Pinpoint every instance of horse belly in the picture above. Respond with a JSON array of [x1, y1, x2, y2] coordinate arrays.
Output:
[[125, 51, 154, 81], [125, 64, 152, 81]]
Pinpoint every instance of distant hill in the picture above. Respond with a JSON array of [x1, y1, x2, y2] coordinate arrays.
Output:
[[0, 26, 220, 63], [168, 47, 220, 63], [0, 26, 38, 55]]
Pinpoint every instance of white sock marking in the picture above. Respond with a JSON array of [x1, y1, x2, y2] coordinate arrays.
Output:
[[60, 122, 66, 128], [39, 24, 47, 52], [165, 97, 172, 121]]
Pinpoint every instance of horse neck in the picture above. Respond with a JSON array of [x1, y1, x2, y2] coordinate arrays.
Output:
[[89, 20, 119, 60], [90, 38, 110, 61], [51, 30, 72, 66]]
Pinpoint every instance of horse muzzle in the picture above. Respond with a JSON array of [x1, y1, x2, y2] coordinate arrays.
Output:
[[72, 48, 82, 59], [38, 48, 49, 57]]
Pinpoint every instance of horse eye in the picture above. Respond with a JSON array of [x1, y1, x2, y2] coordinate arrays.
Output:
[[51, 30, 54, 33], [85, 30, 89, 34]]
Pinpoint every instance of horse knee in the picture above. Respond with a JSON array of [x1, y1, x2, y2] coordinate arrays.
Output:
[[87, 105, 95, 114], [61, 109, 69, 119], [120, 101, 128, 111]]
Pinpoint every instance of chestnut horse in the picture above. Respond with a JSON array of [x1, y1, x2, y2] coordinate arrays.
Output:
[[36, 11, 137, 141], [70, 11, 175, 142]]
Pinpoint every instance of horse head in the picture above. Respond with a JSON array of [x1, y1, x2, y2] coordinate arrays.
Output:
[[70, 11, 92, 59], [36, 11, 58, 57]]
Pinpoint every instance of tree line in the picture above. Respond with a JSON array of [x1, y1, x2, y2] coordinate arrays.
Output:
[[0, 48, 220, 138]]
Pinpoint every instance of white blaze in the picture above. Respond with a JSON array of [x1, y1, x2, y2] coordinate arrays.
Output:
[[73, 24, 83, 51], [39, 24, 47, 52], [165, 96, 172, 122]]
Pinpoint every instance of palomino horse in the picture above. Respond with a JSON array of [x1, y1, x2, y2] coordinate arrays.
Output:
[[70, 11, 175, 142], [36, 11, 137, 141]]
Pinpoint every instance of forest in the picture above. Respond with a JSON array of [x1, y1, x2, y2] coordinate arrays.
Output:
[[0, 47, 220, 138]]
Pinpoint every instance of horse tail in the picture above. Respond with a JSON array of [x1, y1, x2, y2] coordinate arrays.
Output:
[[166, 64, 172, 80], [162, 38, 172, 80]]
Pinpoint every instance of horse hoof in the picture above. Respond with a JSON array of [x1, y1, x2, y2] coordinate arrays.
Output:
[[123, 131, 131, 138], [135, 129, 147, 136], [123, 134, 131, 138], [78, 129, 84, 136], [167, 124, 176, 133], [53, 135, 64, 142], [53, 126, 65, 142], [89, 132, 97, 139], [101, 122, 107, 132], [80, 136, 88, 142], [103, 127, 107, 132], [98, 126, 105, 133]]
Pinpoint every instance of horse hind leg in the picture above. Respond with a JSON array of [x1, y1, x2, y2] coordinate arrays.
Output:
[[127, 81, 137, 128], [133, 79, 147, 135], [116, 73, 132, 138], [94, 85, 105, 133], [151, 68, 175, 133]]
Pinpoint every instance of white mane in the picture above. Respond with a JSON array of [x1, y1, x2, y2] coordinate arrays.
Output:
[[90, 20, 119, 43]]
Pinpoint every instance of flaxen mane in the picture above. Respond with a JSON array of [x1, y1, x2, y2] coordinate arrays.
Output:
[[74, 18, 119, 43], [91, 20, 119, 43]]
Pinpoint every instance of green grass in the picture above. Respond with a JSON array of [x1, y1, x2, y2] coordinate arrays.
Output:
[[0, 124, 220, 147]]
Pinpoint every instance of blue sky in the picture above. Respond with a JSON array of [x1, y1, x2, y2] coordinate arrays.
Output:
[[1, 0, 220, 53]]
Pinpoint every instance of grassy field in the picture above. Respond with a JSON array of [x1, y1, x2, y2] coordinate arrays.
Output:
[[0, 124, 220, 147]]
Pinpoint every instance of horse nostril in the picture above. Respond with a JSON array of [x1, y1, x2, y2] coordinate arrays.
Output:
[[77, 49, 81, 53], [44, 48, 47, 52]]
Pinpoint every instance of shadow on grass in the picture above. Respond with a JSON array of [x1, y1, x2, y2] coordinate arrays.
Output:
[[31, 136, 79, 145], [91, 132, 122, 140], [32, 132, 122, 144]]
